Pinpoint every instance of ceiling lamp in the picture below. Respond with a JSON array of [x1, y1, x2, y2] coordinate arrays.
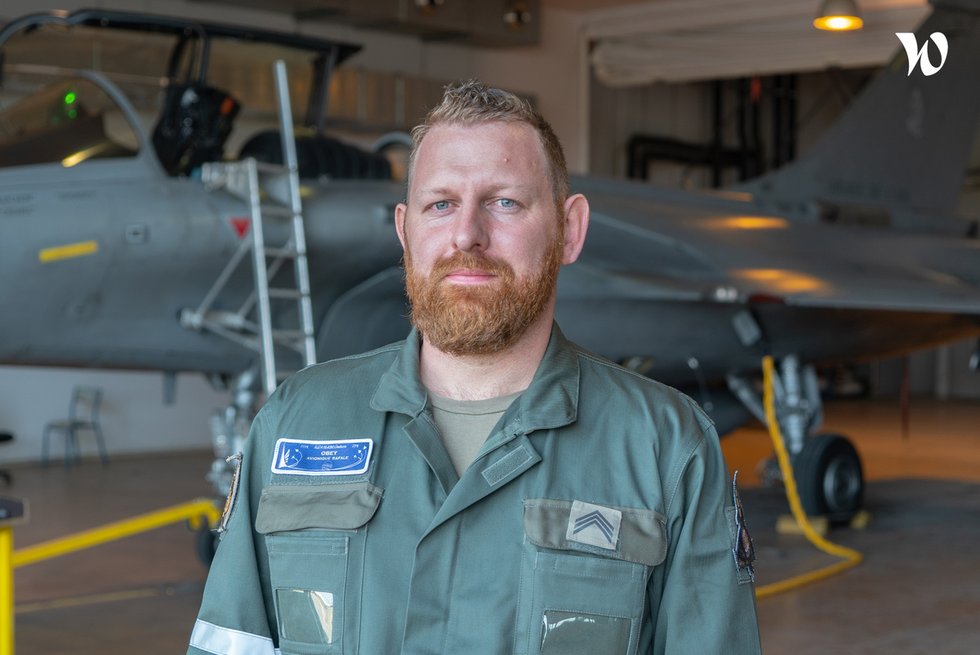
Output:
[[813, 0, 864, 31]]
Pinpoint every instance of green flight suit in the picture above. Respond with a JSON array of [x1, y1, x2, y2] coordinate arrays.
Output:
[[188, 324, 761, 654]]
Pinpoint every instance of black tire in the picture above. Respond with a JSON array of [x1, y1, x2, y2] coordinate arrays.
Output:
[[196, 528, 219, 567], [794, 433, 864, 521]]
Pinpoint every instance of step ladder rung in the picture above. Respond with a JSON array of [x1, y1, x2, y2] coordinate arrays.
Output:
[[268, 288, 304, 299], [260, 204, 294, 219], [272, 329, 313, 342], [264, 246, 298, 259]]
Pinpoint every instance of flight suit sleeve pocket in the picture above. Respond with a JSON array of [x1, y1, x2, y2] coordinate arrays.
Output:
[[514, 499, 665, 655], [254, 482, 382, 534]]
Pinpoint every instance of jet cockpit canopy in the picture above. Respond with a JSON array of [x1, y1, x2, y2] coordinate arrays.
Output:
[[0, 75, 141, 169], [0, 9, 362, 175]]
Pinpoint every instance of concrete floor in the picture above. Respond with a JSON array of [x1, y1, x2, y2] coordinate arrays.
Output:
[[6, 452, 212, 654], [3, 397, 979, 654]]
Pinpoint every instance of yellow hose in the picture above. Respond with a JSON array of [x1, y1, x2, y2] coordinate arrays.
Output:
[[754, 356, 863, 599]]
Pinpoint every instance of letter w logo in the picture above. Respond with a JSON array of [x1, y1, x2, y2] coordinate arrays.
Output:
[[896, 32, 949, 77]]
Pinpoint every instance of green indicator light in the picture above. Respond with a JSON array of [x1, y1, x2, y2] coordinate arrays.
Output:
[[64, 91, 77, 105], [68, 109, 78, 119]]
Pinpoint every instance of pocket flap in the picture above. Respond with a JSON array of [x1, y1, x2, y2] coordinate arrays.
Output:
[[523, 499, 667, 566], [256, 482, 383, 534]]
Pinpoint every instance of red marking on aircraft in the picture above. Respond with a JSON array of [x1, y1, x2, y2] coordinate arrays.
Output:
[[230, 216, 251, 239]]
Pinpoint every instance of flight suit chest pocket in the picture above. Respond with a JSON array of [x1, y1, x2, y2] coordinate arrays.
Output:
[[514, 499, 667, 655], [256, 482, 382, 655]]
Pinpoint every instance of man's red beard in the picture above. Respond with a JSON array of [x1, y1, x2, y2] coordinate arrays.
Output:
[[404, 239, 562, 356]]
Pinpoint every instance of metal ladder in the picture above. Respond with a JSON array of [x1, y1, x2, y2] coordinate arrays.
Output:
[[181, 60, 316, 396]]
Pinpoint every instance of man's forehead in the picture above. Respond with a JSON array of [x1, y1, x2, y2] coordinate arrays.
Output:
[[420, 121, 542, 157], [411, 121, 548, 189]]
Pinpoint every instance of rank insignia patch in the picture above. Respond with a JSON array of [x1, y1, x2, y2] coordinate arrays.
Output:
[[566, 500, 622, 551]]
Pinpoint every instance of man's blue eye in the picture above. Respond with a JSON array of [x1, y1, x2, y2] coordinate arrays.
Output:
[[434, 201, 450, 211], [499, 198, 515, 208]]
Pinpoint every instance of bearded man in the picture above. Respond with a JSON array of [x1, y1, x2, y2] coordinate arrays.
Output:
[[188, 81, 761, 655]]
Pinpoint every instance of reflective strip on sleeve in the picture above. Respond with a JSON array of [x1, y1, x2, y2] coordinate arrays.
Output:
[[190, 619, 278, 655]]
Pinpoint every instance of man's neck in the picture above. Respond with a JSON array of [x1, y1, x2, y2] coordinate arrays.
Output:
[[419, 312, 553, 401]]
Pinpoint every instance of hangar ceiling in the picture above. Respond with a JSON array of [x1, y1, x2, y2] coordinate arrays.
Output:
[[182, 0, 929, 85], [574, 0, 931, 86], [0, 1, 932, 86]]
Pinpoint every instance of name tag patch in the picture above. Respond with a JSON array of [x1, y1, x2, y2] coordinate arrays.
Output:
[[271, 438, 373, 476]]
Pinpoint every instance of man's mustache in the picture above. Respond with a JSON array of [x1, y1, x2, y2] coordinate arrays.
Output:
[[430, 252, 514, 281]]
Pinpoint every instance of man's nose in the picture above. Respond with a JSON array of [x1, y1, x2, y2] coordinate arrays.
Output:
[[452, 204, 489, 252]]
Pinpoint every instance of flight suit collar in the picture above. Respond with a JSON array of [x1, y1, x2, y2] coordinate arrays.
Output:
[[370, 322, 580, 433], [511, 322, 580, 434], [369, 327, 427, 417]]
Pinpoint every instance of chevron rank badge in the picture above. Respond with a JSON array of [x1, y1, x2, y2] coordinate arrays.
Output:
[[566, 500, 622, 550]]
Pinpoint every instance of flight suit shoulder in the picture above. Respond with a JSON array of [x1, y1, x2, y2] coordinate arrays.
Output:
[[572, 346, 715, 434], [570, 346, 719, 512], [271, 340, 404, 402]]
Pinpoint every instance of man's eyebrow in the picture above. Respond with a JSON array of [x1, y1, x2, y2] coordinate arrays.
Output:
[[415, 187, 454, 198], [485, 183, 536, 195]]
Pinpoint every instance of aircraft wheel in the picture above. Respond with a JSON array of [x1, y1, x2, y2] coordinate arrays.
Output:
[[794, 433, 864, 521], [196, 527, 219, 567]]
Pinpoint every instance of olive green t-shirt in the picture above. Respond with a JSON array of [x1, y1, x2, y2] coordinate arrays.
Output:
[[428, 390, 523, 475]]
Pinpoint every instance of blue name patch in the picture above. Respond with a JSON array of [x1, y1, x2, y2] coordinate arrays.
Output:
[[271, 438, 373, 476]]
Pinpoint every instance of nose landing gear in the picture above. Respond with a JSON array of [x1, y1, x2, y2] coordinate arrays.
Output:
[[728, 356, 865, 522]]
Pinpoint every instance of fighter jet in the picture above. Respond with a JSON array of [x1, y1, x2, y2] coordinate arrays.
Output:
[[2, 3, 979, 522]]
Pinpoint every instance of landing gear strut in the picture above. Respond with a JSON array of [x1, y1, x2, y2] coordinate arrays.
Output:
[[728, 355, 865, 522], [195, 370, 260, 566], [207, 369, 258, 498]]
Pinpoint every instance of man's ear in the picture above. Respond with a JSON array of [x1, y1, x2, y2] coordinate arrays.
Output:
[[560, 194, 590, 265], [395, 202, 408, 251]]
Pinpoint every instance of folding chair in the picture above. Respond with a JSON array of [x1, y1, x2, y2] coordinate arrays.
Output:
[[41, 386, 109, 467]]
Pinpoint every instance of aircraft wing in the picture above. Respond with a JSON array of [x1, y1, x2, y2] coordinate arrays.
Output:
[[576, 176, 980, 316]]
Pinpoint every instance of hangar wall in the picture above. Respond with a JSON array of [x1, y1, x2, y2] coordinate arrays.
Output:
[[588, 68, 877, 186], [0, 368, 229, 464]]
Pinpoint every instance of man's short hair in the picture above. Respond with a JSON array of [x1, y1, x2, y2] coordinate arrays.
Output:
[[408, 80, 569, 213]]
